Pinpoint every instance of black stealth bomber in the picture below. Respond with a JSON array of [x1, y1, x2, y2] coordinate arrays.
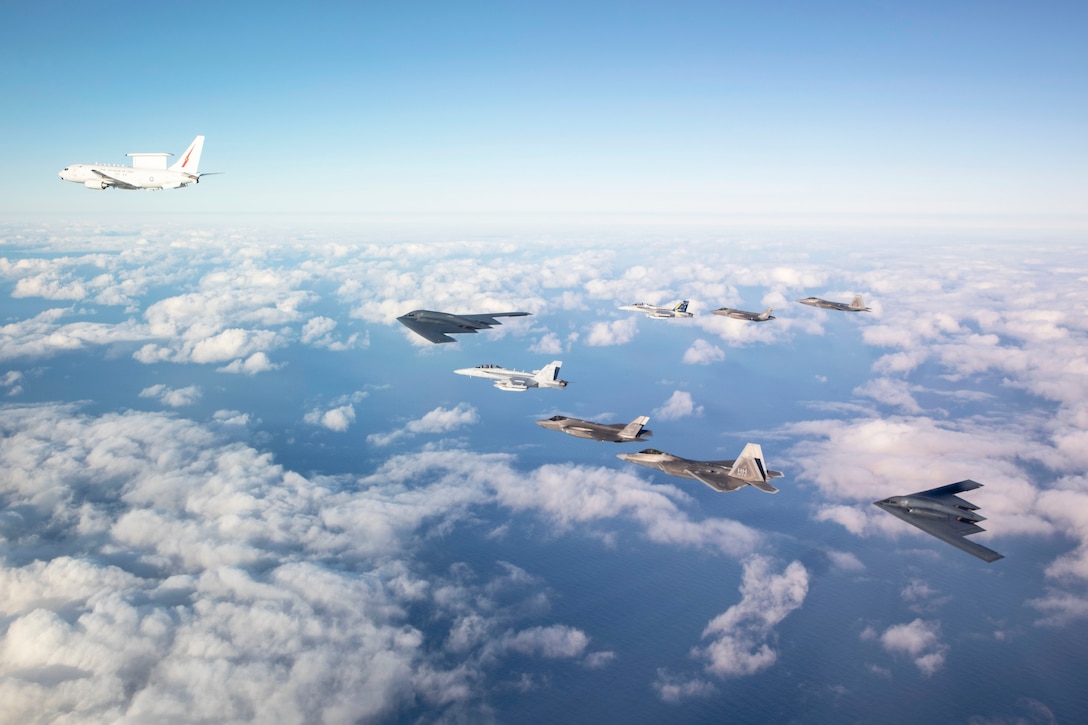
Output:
[[874, 479, 1004, 562], [397, 309, 530, 344]]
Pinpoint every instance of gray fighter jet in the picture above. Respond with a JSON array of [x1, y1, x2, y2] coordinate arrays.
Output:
[[874, 480, 1003, 562], [713, 306, 775, 322], [617, 443, 783, 493], [397, 309, 530, 343], [536, 415, 652, 442], [797, 294, 870, 312], [618, 300, 693, 318]]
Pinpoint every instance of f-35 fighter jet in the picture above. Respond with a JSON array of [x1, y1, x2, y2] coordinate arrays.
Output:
[[874, 480, 1004, 562], [797, 294, 870, 312], [617, 443, 783, 493], [397, 309, 530, 343], [713, 306, 775, 322], [536, 415, 652, 442]]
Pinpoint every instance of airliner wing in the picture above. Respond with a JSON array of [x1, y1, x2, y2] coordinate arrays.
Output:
[[92, 169, 139, 190]]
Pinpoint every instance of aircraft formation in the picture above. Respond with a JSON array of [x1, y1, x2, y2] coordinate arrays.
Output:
[[57, 136, 1001, 562], [399, 299, 1003, 561]]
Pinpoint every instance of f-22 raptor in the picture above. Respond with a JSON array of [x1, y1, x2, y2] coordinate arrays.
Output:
[[536, 415, 652, 442], [454, 360, 567, 392], [397, 309, 530, 344], [713, 307, 775, 322], [797, 294, 870, 312], [874, 480, 1004, 562], [617, 443, 783, 493], [618, 300, 693, 318]]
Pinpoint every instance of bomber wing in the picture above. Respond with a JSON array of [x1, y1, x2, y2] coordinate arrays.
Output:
[[397, 315, 460, 343], [459, 312, 530, 326], [874, 480, 1003, 562], [397, 310, 529, 344]]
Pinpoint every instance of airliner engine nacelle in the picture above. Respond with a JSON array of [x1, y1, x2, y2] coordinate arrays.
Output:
[[84, 179, 108, 190]]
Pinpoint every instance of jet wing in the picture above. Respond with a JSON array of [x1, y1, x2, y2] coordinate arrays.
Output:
[[92, 168, 140, 190], [874, 501, 1004, 562], [684, 468, 749, 492]]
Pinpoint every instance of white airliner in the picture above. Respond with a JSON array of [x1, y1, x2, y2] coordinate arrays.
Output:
[[618, 300, 693, 318], [453, 360, 568, 391], [59, 136, 218, 190]]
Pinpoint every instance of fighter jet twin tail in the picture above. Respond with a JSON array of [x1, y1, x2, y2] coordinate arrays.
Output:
[[537, 417, 781, 494], [617, 295, 870, 322], [60, 136, 221, 190]]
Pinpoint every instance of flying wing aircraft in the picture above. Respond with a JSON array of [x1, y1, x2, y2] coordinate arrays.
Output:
[[60, 136, 220, 190], [454, 360, 568, 392], [536, 415, 652, 442], [617, 443, 783, 493], [618, 300, 693, 318], [796, 294, 870, 312], [397, 309, 530, 344], [713, 307, 775, 322], [873, 480, 1004, 562]]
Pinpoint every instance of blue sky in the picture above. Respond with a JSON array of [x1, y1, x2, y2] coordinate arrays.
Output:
[[2, 1, 1086, 217]]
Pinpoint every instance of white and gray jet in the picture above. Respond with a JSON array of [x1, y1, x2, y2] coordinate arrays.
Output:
[[874, 479, 1003, 562], [536, 415, 652, 442], [797, 294, 870, 312], [618, 300, 693, 318], [60, 136, 219, 190], [454, 360, 567, 392], [397, 309, 530, 344], [617, 443, 783, 493], [713, 306, 775, 322]]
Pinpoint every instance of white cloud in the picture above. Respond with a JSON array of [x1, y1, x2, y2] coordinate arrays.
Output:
[[305, 404, 356, 432], [652, 670, 718, 703], [654, 391, 703, 421], [876, 618, 948, 676], [584, 317, 638, 346], [853, 377, 923, 413], [139, 384, 202, 408], [213, 409, 251, 427], [217, 352, 282, 375], [530, 332, 564, 355], [300, 315, 361, 350], [826, 550, 865, 572], [500, 625, 589, 658], [682, 339, 725, 365], [301, 315, 337, 343], [368, 404, 479, 447], [2, 370, 23, 396], [695, 556, 809, 678], [1, 308, 150, 362]]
